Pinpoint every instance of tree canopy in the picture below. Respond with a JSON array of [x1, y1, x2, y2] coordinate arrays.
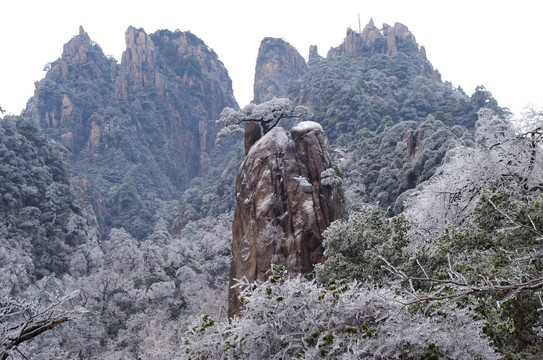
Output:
[[215, 98, 310, 147]]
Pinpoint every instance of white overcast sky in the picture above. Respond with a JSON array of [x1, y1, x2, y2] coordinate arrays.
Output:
[[1, 0, 541, 117]]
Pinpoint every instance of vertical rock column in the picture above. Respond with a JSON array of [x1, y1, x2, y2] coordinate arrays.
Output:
[[228, 121, 342, 317]]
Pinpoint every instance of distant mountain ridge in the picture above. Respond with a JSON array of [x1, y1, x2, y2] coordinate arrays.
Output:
[[25, 25, 237, 238], [253, 19, 441, 105], [326, 19, 441, 82]]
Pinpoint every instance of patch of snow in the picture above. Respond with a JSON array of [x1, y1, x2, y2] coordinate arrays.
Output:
[[256, 193, 274, 218], [292, 121, 323, 134], [240, 235, 252, 262], [302, 198, 315, 215], [257, 169, 271, 190], [246, 127, 289, 158], [292, 176, 315, 194], [292, 176, 312, 187], [272, 128, 290, 149]]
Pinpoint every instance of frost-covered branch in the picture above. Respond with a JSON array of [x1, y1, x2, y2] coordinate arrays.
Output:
[[183, 266, 498, 359], [380, 256, 543, 307], [487, 199, 543, 238], [0, 291, 86, 360]]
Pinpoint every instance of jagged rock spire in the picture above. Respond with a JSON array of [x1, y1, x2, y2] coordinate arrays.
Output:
[[228, 122, 342, 317]]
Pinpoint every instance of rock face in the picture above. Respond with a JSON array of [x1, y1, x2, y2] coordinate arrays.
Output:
[[63, 26, 92, 63], [253, 38, 307, 103], [327, 20, 441, 82], [243, 121, 261, 155], [228, 122, 342, 317], [115, 26, 163, 99], [407, 129, 425, 161], [308, 45, 321, 62], [27, 26, 237, 238]]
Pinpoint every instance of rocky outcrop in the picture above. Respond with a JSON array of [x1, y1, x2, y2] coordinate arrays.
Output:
[[32, 27, 97, 131], [327, 20, 411, 58], [228, 122, 342, 317], [419, 45, 441, 82], [407, 129, 425, 161], [63, 26, 92, 63], [243, 121, 261, 155], [150, 29, 237, 164], [115, 26, 163, 99], [253, 38, 307, 103], [308, 45, 321, 62], [327, 20, 441, 82]]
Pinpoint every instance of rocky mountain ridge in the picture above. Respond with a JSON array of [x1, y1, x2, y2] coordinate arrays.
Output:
[[26, 25, 237, 238], [252, 19, 442, 107], [326, 19, 441, 81], [253, 37, 307, 103], [250, 20, 505, 211]]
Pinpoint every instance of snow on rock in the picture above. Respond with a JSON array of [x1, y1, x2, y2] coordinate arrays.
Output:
[[292, 121, 323, 134], [246, 126, 289, 160], [291, 121, 323, 141], [255, 193, 274, 218], [292, 176, 314, 194]]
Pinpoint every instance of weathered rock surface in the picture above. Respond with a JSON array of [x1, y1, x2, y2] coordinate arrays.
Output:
[[63, 26, 92, 63], [253, 38, 307, 103], [228, 121, 342, 317], [308, 45, 321, 62], [243, 121, 261, 155], [407, 129, 425, 161], [115, 26, 163, 99]]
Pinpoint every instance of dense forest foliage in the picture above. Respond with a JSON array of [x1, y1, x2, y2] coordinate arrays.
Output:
[[1, 22, 542, 359], [0, 115, 94, 283], [290, 51, 507, 211]]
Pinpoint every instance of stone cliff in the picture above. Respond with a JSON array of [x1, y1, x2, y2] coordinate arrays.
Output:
[[228, 121, 342, 317], [116, 26, 163, 99], [253, 38, 307, 103]]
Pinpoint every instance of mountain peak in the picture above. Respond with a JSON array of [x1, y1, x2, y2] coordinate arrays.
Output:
[[253, 37, 306, 103], [327, 20, 441, 82], [61, 26, 92, 63], [116, 26, 160, 99], [328, 20, 415, 58], [28, 26, 237, 237]]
